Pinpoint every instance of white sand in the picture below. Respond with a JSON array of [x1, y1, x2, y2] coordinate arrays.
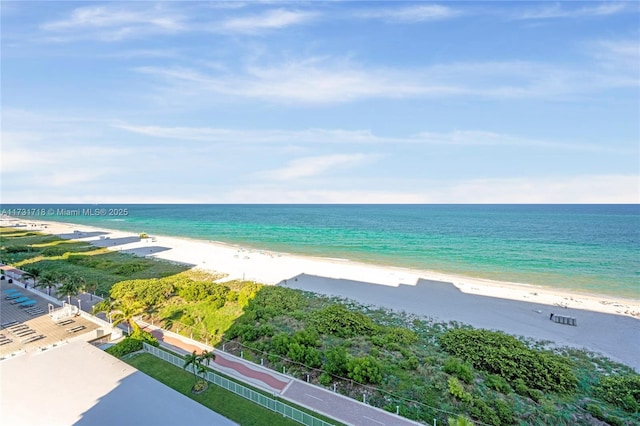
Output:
[[5, 217, 640, 370]]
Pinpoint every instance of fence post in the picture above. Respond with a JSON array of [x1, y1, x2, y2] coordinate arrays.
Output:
[[142, 345, 331, 426]]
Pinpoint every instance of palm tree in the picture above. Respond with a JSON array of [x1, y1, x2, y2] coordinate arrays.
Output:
[[198, 350, 215, 378], [448, 415, 475, 426], [70, 275, 86, 293], [184, 350, 200, 385], [22, 267, 40, 289], [92, 298, 114, 317], [183, 349, 214, 392], [36, 273, 56, 296], [84, 281, 98, 301], [109, 298, 145, 334], [57, 276, 80, 305]]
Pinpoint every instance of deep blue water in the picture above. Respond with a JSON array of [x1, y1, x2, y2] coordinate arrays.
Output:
[[2, 204, 639, 298]]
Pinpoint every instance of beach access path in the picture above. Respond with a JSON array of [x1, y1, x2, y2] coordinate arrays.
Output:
[[137, 319, 420, 426]]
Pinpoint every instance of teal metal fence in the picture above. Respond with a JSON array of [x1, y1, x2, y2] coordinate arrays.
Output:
[[143, 343, 336, 426]]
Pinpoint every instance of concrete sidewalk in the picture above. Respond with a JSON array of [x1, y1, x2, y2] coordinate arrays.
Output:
[[137, 319, 419, 426]]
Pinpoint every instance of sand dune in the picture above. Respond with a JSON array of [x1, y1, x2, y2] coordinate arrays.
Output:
[[5, 217, 639, 370]]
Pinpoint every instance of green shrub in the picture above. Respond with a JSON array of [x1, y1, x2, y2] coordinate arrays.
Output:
[[113, 261, 148, 276], [514, 378, 530, 397], [448, 377, 472, 404], [605, 415, 625, 426], [383, 326, 418, 346], [287, 340, 322, 367], [291, 329, 320, 347], [486, 374, 511, 394], [228, 324, 260, 342], [402, 355, 419, 370], [111, 278, 174, 308], [595, 374, 640, 413], [494, 399, 515, 425], [269, 333, 290, 355], [347, 356, 383, 384], [237, 283, 261, 307], [586, 403, 605, 421], [318, 372, 332, 386], [5, 245, 32, 253], [247, 286, 304, 319], [304, 347, 322, 368], [42, 246, 69, 256], [105, 330, 159, 358], [106, 338, 142, 357], [178, 280, 229, 306], [312, 304, 375, 338], [470, 398, 500, 426], [444, 357, 474, 384], [324, 346, 349, 376], [439, 328, 576, 393], [287, 342, 307, 363]]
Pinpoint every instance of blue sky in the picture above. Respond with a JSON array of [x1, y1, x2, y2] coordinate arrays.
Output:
[[1, 1, 638, 203]]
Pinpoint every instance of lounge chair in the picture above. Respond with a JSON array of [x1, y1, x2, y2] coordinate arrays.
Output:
[[57, 319, 75, 326], [10, 296, 30, 305], [67, 325, 86, 333], [5, 293, 24, 300], [16, 329, 35, 337], [9, 324, 28, 332], [2, 288, 20, 294], [0, 320, 19, 329], [19, 300, 36, 308], [22, 334, 44, 344], [0, 339, 12, 345]]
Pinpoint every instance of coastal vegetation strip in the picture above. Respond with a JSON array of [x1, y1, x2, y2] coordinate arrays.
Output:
[[1, 227, 639, 425]]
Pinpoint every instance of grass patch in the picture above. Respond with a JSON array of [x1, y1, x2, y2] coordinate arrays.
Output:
[[126, 353, 305, 426]]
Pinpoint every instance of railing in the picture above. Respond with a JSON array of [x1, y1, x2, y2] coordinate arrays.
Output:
[[143, 343, 336, 426]]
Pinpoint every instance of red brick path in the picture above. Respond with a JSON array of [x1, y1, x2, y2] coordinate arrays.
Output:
[[147, 327, 288, 391]]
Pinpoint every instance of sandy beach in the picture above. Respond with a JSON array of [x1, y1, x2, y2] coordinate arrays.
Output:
[[4, 217, 639, 370]]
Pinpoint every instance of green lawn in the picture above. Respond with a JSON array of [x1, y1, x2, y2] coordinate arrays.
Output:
[[126, 353, 301, 426]]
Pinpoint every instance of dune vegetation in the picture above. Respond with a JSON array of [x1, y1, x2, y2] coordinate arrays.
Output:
[[2, 227, 639, 425]]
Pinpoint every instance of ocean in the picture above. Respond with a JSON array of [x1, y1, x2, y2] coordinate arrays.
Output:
[[2, 204, 639, 299]]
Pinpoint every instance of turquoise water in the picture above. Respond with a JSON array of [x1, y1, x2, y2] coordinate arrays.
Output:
[[3, 204, 639, 299]]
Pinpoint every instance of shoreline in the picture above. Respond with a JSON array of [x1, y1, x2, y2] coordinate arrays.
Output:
[[4, 216, 639, 370], [3, 216, 638, 319]]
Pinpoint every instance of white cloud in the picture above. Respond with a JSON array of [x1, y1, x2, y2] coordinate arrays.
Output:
[[358, 5, 458, 22], [41, 5, 185, 41], [217, 9, 317, 34], [136, 54, 638, 105], [135, 59, 444, 103], [221, 187, 431, 204], [516, 2, 632, 20], [173, 174, 640, 204], [590, 39, 640, 69], [114, 123, 381, 144], [440, 175, 640, 203], [262, 154, 376, 180], [114, 123, 625, 154]]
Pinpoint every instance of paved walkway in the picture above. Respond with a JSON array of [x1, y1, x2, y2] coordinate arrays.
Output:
[[137, 320, 419, 426]]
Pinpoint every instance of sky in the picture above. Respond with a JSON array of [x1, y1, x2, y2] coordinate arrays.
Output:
[[1, 1, 639, 203]]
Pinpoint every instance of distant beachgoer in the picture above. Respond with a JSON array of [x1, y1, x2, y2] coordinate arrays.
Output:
[[24, 282, 27, 289], [550, 313, 554, 320]]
